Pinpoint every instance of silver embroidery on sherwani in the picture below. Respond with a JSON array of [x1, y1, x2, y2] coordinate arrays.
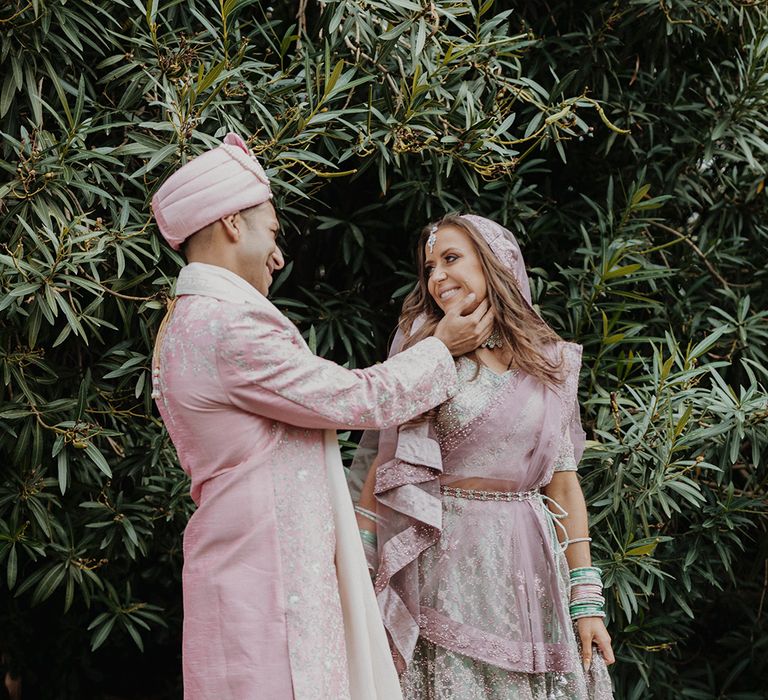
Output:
[[271, 423, 351, 700]]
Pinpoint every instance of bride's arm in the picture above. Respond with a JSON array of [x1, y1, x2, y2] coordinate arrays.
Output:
[[354, 453, 385, 578], [543, 471, 615, 670], [355, 453, 382, 530]]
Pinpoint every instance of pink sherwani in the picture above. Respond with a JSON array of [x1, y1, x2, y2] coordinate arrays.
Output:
[[152, 263, 457, 700]]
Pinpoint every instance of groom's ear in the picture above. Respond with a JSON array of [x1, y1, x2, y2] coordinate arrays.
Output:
[[220, 212, 242, 243]]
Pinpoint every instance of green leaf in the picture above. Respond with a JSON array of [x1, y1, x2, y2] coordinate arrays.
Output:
[[124, 618, 145, 652], [630, 183, 651, 206], [674, 405, 693, 438], [57, 450, 69, 495], [84, 443, 113, 477], [122, 517, 139, 547], [603, 264, 642, 280], [196, 60, 226, 94], [31, 564, 66, 606], [0, 76, 17, 119], [7, 545, 17, 590], [321, 60, 345, 102], [626, 539, 660, 557], [90, 615, 117, 651], [131, 143, 178, 177]]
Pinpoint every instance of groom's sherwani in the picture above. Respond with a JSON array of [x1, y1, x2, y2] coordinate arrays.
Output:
[[152, 263, 457, 700]]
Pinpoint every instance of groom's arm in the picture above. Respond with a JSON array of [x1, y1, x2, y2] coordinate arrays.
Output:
[[218, 306, 456, 430]]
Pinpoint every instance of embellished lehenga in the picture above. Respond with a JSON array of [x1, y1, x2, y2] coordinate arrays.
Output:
[[371, 352, 614, 700]]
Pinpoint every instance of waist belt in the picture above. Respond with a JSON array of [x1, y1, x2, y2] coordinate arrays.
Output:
[[439, 485, 572, 552], [439, 485, 540, 502]]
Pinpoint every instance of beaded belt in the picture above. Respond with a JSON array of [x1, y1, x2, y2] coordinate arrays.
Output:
[[440, 485, 540, 502]]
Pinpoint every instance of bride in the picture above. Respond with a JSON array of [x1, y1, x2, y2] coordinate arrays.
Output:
[[353, 214, 615, 699]]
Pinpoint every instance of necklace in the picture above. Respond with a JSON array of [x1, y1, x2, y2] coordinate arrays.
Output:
[[481, 327, 503, 349]]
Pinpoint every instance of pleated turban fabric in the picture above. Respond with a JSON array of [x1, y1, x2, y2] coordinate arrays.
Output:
[[152, 132, 272, 250]]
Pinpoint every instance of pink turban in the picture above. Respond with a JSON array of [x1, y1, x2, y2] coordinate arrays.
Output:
[[152, 132, 272, 250]]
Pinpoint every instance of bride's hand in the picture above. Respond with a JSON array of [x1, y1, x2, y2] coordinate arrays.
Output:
[[576, 617, 614, 671]]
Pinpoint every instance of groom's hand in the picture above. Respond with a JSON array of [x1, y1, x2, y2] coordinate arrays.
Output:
[[433, 294, 494, 357]]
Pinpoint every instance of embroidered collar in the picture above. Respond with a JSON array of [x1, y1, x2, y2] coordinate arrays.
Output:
[[175, 262, 269, 306]]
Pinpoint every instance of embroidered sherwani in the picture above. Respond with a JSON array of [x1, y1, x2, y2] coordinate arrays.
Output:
[[152, 263, 457, 700]]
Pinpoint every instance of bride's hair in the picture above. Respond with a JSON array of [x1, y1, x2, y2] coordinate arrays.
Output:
[[399, 214, 565, 386]]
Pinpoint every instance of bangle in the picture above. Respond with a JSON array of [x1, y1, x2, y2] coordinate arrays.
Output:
[[359, 529, 378, 580], [359, 529, 377, 547], [570, 608, 607, 620], [569, 566, 605, 621], [569, 566, 602, 584], [565, 536, 592, 547], [354, 505, 381, 524]]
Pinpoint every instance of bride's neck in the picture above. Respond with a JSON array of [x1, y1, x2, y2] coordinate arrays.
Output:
[[473, 347, 514, 373]]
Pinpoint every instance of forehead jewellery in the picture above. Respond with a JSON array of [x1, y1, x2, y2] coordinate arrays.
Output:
[[427, 224, 438, 253]]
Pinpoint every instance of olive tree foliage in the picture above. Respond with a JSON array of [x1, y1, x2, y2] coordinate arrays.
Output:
[[0, 0, 766, 697]]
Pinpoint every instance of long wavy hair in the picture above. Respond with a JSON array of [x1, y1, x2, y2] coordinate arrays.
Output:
[[399, 214, 564, 386]]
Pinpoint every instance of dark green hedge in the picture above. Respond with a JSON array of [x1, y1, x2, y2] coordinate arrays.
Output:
[[1, 1, 766, 698]]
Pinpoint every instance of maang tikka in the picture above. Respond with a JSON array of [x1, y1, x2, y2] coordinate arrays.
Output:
[[427, 224, 438, 253]]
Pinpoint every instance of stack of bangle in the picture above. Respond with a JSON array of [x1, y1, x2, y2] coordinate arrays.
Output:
[[358, 528, 378, 578], [569, 566, 606, 621], [354, 504, 381, 525], [354, 505, 381, 578]]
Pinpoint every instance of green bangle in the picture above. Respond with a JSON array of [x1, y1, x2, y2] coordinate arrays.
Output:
[[569, 568, 602, 585], [569, 602, 605, 612], [359, 529, 377, 547], [571, 609, 606, 620]]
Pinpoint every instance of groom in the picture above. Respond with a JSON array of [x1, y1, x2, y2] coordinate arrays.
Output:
[[150, 133, 492, 700]]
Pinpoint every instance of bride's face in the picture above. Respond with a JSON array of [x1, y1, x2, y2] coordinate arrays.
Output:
[[424, 224, 488, 313]]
